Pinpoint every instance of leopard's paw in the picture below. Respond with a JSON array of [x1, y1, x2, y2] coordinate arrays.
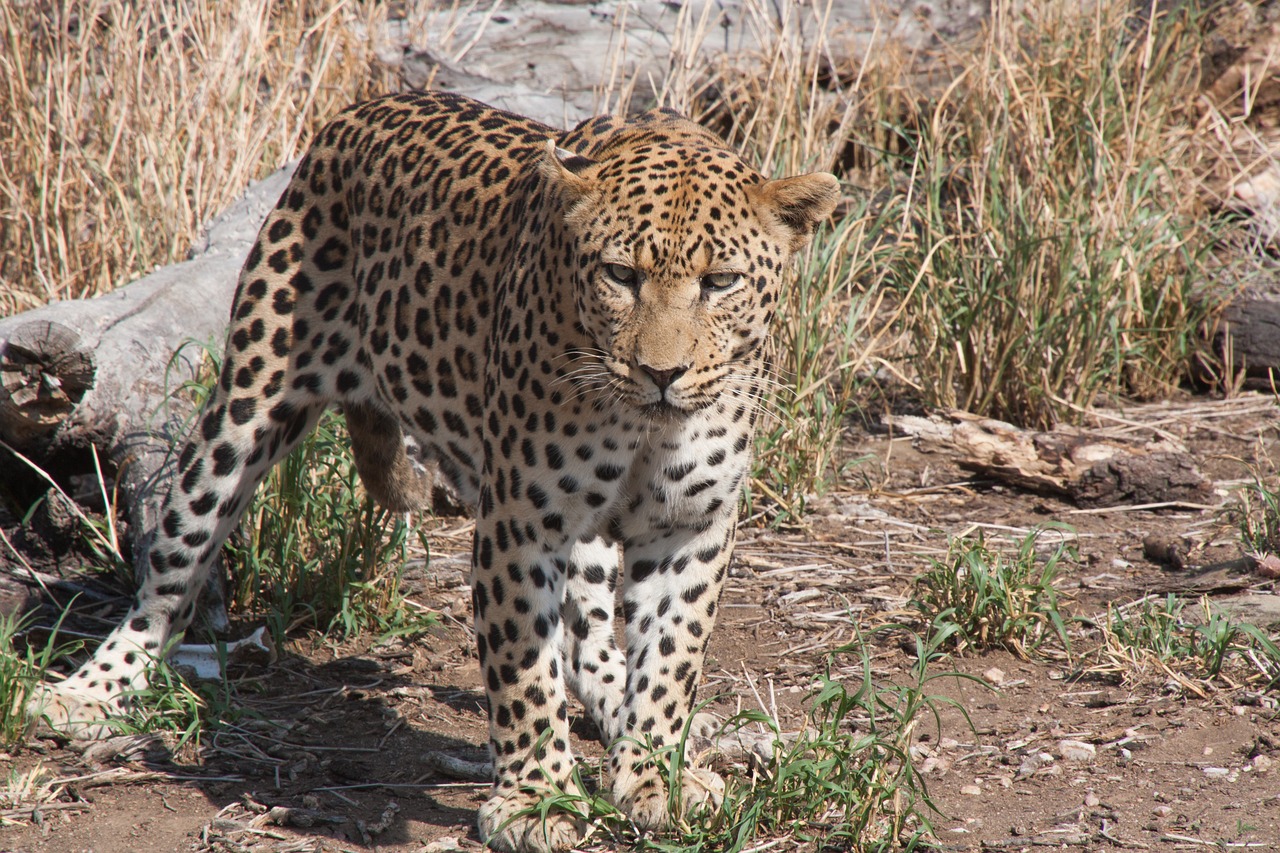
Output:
[[26, 682, 121, 740], [612, 765, 725, 830], [477, 790, 586, 853]]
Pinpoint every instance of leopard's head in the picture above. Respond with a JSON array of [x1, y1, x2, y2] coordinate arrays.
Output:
[[543, 121, 838, 417]]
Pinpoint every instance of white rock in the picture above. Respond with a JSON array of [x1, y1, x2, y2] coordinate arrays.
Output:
[[984, 667, 1006, 685], [960, 783, 982, 796], [424, 838, 465, 853], [920, 756, 950, 778], [1017, 755, 1042, 778], [1202, 766, 1231, 779], [1059, 740, 1096, 763], [1254, 755, 1274, 773]]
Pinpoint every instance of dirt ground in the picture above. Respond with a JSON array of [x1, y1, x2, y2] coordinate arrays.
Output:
[[2, 393, 1278, 853]]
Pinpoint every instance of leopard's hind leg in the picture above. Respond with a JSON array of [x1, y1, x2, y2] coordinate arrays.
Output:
[[31, 168, 353, 736], [31, 386, 328, 735]]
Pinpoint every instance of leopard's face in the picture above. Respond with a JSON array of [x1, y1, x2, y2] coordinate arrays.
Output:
[[551, 139, 825, 418]]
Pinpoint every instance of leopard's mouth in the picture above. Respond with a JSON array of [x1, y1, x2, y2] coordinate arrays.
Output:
[[638, 400, 685, 420], [637, 394, 716, 420]]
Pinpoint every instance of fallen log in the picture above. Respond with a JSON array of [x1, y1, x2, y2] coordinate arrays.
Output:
[[0, 166, 295, 600], [890, 410, 1215, 508]]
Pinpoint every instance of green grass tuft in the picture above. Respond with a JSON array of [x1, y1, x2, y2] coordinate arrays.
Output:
[[911, 526, 1074, 658], [519, 629, 978, 851], [224, 408, 436, 644], [1227, 474, 1280, 557], [1099, 594, 1280, 688]]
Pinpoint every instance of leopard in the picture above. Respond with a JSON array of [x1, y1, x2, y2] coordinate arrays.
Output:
[[31, 90, 838, 852]]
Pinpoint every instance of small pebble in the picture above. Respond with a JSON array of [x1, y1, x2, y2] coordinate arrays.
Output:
[[1084, 791, 1100, 807], [984, 667, 1006, 685], [1202, 767, 1230, 779], [1253, 755, 1274, 773], [960, 783, 982, 796]]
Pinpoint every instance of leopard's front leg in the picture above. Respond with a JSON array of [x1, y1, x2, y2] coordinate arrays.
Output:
[[607, 506, 737, 829], [470, 436, 635, 853]]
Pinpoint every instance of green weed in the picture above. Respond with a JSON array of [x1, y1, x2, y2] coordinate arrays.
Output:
[[676, 628, 978, 850], [521, 629, 976, 851], [224, 408, 435, 644], [111, 645, 240, 749], [0, 609, 81, 747], [911, 527, 1074, 658], [1099, 594, 1280, 688], [1227, 475, 1280, 557]]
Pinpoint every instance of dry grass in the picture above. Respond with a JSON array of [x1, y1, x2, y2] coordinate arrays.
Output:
[[0, 0, 404, 316], [875, 1, 1231, 427]]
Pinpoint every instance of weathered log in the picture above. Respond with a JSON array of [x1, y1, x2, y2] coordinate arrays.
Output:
[[0, 166, 295, 597], [890, 410, 1214, 508]]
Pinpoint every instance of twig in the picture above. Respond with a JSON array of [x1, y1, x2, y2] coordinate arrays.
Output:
[[1066, 501, 1221, 515], [0, 802, 91, 821], [53, 768, 244, 788]]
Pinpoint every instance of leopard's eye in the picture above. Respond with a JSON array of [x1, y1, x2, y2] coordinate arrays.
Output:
[[604, 263, 638, 287], [701, 272, 741, 292]]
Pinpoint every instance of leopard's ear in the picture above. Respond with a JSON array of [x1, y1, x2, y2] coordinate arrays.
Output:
[[750, 172, 840, 251], [540, 139, 597, 202]]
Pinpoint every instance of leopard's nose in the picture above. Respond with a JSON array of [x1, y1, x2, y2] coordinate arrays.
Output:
[[638, 363, 689, 393]]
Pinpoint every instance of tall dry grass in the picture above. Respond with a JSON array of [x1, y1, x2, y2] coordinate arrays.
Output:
[[0, 0, 402, 316], [879, 1, 1227, 427]]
